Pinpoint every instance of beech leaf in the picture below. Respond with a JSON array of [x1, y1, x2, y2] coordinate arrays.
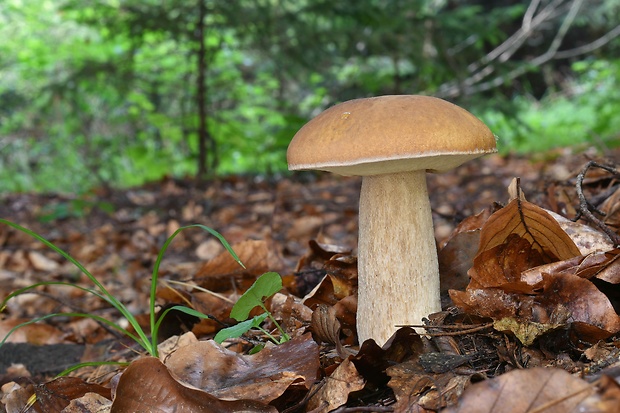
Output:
[[443, 367, 593, 413], [477, 198, 580, 263]]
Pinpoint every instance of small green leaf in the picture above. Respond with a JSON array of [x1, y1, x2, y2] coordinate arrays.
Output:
[[213, 313, 269, 343], [248, 344, 265, 354], [230, 272, 282, 321]]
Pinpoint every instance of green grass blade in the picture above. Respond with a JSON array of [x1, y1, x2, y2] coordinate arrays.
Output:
[[1, 281, 105, 312], [0, 312, 148, 352], [148, 224, 244, 357], [0, 219, 152, 353], [56, 361, 130, 377], [151, 305, 216, 340]]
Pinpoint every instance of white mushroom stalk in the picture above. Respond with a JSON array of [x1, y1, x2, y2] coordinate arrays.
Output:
[[357, 170, 440, 345]]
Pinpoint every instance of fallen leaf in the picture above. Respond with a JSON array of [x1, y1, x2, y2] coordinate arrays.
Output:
[[476, 198, 580, 263], [6, 377, 111, 413], [111, 356, 277, 413], [0, 319, 68, 345], [451, 271, 620, 345], [443, 367, 593, 413], [547, 210, 614, 254], [450, 196, 620, 344], [307, 357, 365, 413], [195, 239, 270, 286], [521, 248, 620, 285], [579, 375, 620, 412], [164, 334, 319, 403], [469, 233, 547, 289], [28, 251, 59, 271], [61, 392, 112, 413]]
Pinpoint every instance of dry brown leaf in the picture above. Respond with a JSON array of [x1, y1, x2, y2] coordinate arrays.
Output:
[[469, 234, 547, 289], [439, 230, 482, 292], [0, 319, 67, 345], [449, 197, 620, 344], [522, 249, 620, 285], [164, 334, 319, 403], [28, 251, 59, 271], [195, 239, 270, 281], [437, 205, 499, 292], [61, 392, 112, 413], [286, 216, 323, 240], [579, 375, 620, 412], [387, 360, 449, 412], [443, 367, 594, 413], [111, 356, 277, 413], [2, 382, 34, 413], [307, 358, 365, 413], [451, 271, 620, 345], [477, 198, 580, 263], [269, 292, 313, 337], [3, 377, 111, 413], [547, 210, 614, 254], [599, 186, 620, 231], [311, 304, 341, 345]]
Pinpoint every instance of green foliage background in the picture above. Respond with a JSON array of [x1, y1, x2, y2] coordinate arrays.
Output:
[[0, 0, 618, 192]]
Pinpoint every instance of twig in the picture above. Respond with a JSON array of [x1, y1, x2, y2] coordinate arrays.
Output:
[[437, 0, 620, 98], [395, 322, 494, 336], [329, 406, 394, 413], [574, 161, 620, 247]]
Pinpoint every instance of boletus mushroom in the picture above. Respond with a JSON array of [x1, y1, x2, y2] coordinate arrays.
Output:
[[287, 95, 496, 346]]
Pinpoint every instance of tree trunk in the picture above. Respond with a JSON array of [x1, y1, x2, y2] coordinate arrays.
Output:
[[196, 0, 213, 180]]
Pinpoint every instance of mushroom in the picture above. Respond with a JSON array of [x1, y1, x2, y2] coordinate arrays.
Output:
[[287, 95, 497, 346]]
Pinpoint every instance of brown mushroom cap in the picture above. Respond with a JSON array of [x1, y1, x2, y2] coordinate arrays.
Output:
[[287, 95, 497, 176]]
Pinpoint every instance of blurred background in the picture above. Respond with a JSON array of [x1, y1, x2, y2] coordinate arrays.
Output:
[[0, 0, 618, 193]]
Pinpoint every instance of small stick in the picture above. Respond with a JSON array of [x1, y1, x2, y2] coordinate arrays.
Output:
[[395, 322, 494, 336], [574, 161, 620, 247]]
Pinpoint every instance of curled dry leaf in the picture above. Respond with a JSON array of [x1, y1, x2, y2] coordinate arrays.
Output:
[[468, 233, 547, 289], [443, 367, 594, 413], [111, 356, 277, 413], [547, 210, 614, 255], [164, 334, 319, 403], [0, 319, 68, 345], [61, 392, 112, 413], [599, 186, 620, 232], [476, 198, 580, 264], [4, 377, 111, 413], [450, 197, 620, 345], [453, 272, 620, 345], [195, 239, 272, 288], [387, 360, 470, 412], [522, 248, 620, 285], [438, 206, 498, 292], [306, 358, 365, 413], [269, 292, 313, 337], [310, 304, 354, 358], [311, 304, 341, 346]]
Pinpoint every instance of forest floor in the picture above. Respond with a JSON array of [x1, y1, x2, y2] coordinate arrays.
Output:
[[1, 147, 620, 412]]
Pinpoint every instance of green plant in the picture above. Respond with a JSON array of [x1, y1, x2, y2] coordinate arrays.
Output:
[[38, 196, 115, 222], [214, 271, 290, 349], [0, 218, 244, 360]]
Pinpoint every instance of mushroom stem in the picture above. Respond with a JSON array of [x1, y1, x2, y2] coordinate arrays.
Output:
[[357, 170, 441, 345]]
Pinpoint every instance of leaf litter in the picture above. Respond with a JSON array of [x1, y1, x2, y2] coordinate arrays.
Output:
[[1, 150, 620, 411]]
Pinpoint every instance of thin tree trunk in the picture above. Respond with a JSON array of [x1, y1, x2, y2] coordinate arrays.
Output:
[[196, 0, 213, 180]]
